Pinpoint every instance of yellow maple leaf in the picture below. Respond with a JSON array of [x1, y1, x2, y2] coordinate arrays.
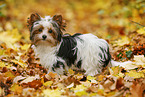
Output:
[[0, 61, 11, 68], [0, 49, 4, 56], [0, 29, 22, 50], [105, 91, 115, 96], [125, 70, 144, 78], [89, 93, 97, 96], [0, 61, 6, 67], [43, 81, 53, 87], [21, 44, 31, 51], [71, 84, 88, 96], [97, 89, 104, 96], [68, 69, 75, 75], [75, 91, 88, 97], [141, 69, 145, 73], [110, 66, 120, 76], [11, 59, 28, 68], [42, 89, 61, 97], [97, 75, 105, 81], [87, 75, 96, 80], [10, 84, 23, 94], [4, 71, 15, 78], [137, 27, 145, 35], [0, 29, 21, 44], [113, 36, 130, 46]]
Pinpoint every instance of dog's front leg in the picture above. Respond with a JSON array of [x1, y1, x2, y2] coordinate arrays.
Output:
[[48, 61, 66, 75]]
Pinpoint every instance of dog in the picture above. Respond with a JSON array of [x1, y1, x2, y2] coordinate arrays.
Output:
[[27, 13, 113, 76]]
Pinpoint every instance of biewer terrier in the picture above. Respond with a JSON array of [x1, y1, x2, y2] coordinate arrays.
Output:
[[27, 13, 114, 76]]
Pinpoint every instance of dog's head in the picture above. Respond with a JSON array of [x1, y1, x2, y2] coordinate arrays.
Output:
[[27, 13, 66, 46]]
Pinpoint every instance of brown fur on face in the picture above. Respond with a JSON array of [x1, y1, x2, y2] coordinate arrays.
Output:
[[33, 26, 44, 34], [27, 13, 41, 31], [28, 14, 66, 43], [48, 29, 56, 39]]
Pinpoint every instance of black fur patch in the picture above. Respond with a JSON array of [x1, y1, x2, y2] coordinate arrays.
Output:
[[57, 33, 82, 67], [52, 61, 65, 71], [99, 46, 111, 67], [77, 60, 82, 68]]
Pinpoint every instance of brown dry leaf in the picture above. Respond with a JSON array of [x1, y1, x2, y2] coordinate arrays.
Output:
[[116, 77, 124, 90], [62, 75, 80, 86], [130, 82, 145, 97], [87, 86, 98, 93], [28, 80, 42, 89]]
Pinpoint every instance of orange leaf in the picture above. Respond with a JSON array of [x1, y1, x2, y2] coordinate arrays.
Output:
[[48, 72, 57, 78], [28, 80, 42, 89], [130, 82, 145, 97]]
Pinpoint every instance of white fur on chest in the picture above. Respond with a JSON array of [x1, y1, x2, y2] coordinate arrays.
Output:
[[32, 42, 58, 69]]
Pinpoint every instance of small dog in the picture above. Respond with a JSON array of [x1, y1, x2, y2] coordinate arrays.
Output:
[[27, 13, 111, 76]]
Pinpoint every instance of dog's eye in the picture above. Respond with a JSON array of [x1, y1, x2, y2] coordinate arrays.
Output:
[[48, 29, 53, 33], [38, 28, 42, 32]]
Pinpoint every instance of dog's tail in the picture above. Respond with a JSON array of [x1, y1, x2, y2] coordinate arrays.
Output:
[[109, 60, 133, 68]]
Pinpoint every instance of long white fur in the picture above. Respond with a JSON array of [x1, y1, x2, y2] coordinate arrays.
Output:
[[32, 42, 67, 74], [75, 34, 109, 76]]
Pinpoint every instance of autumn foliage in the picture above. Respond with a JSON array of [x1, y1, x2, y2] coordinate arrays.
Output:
[[0, 0, 145, 97]]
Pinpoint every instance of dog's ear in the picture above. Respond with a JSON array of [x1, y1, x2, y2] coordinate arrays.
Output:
[[52, 15, 66, 31], [27, 13, 41, 31]]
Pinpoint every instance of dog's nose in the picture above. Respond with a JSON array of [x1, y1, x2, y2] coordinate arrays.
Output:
[[42, 35, 47, 40]]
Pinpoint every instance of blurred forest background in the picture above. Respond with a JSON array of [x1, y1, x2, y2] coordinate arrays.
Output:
[[0, 0, 145, 97], [0, 0, 145, 38]]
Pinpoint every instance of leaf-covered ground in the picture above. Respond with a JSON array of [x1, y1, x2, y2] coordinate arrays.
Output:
[[0, 0, 145, 97]]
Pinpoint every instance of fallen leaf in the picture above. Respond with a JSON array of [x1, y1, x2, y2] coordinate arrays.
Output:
[[134, 55, 145, 61], [21, 44, 31, 51], [43, 81, 53, 87], [116, 77, 124, 90], [68, 69, 75, 75], [13, 76, 26, 83], [130, 82, 145, 97], [75, 91, 88, 97], [10, 84, 23, 94], [28, 80, 42, 89], [11, 59, 28, 68], [137, 27, 145, 35], [97, 75, 105, 82], [125, 70, 144, 78], [4, 71, 15, 78], [66, 82, 74, 89], [48, 72, 57, 79], [20, 75, 40, 84], [42, 89, 61, 97], [113, 36, 130, 47]]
